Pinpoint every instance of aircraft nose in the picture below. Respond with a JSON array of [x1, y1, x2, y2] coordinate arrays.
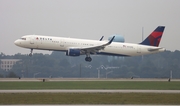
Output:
[[14, 40, 20, 46]]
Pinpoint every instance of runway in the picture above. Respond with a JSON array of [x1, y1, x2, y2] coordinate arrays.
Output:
[[1, 89, 180, 93]]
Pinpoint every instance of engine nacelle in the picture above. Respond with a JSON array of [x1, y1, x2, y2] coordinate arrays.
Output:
[[66, 49, 81, 56]]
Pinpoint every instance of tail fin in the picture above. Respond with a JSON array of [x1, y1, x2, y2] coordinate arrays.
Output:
[[140, 26, 165, 47]]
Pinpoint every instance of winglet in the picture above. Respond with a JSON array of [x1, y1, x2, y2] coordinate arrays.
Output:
[[101, 36, 115, 47], [100, 36, 104, 41], [107, 36, 115, 44]]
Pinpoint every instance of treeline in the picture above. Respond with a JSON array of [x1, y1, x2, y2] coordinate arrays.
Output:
[[0, 50, 180, 78]]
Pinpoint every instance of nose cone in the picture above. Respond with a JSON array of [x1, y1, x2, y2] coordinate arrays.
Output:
[[14, 40, 20, 46]]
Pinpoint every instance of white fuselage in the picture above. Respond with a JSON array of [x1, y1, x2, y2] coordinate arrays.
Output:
[[14, 35, 165, 57]]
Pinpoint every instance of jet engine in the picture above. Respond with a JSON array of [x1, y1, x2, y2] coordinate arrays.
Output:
[[66, 48, 81, 56]]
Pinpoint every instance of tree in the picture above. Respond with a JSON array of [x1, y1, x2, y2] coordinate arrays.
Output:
[[1, 50, 180, 78], [6, 71, 18, 78]]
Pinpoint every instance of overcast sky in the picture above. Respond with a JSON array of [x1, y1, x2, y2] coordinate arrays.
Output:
[[0, 0, 180, 55]]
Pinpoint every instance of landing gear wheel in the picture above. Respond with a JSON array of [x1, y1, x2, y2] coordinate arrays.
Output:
[[29, 53, 33, 57], [85, 57, 92, 62]]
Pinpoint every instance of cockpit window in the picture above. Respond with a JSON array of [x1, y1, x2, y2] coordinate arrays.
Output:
[[21, 38, 26, 40]]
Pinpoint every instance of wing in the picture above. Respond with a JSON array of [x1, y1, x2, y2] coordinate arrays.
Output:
[[72, 36, 115, 54]]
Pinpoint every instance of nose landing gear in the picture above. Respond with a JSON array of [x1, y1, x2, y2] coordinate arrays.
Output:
[[29, 49, 33, 57]]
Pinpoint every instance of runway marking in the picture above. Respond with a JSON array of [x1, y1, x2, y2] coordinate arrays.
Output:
[[0, 90, 180, 93]]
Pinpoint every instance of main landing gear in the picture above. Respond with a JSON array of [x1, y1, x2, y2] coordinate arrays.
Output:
[[29, 49, 33, 57], [85, 57, 92, 62], [85, 54, 92, 62]]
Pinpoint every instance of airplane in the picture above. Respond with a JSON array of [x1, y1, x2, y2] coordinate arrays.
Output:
[[14, 26, 165, 62]]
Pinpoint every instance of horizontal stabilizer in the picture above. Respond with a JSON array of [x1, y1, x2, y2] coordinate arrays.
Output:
[[148, 47, 164, 51]]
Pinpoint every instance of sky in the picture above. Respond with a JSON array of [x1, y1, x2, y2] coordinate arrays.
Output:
[[0, 0, 180, 55]]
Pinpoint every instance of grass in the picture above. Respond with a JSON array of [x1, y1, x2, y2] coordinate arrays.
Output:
[[0, 81, 180, 90], [0, 81, 180, 104], [0, 93, 180, 104]]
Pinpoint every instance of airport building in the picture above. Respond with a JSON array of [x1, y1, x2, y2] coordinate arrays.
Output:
[[0, 59, 21, 71]]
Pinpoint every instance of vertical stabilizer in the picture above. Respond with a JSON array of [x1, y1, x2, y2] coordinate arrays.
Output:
[[140, 26, 165, 47]]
